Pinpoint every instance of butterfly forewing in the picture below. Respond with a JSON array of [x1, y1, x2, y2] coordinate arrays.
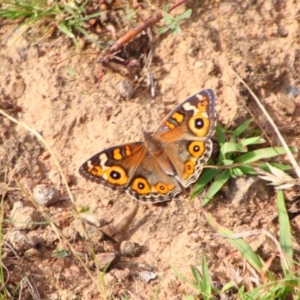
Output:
[[154, 89, 216, 141]]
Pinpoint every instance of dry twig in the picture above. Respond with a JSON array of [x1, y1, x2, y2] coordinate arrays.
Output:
[[108, 0, 187, 54]]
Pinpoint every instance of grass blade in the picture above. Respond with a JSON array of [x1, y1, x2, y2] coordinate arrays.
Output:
[[201, 169, 231, 206], [240, 136, 266, 146], [203, 210, 263, 272], [277, 190, 293, 273], [220, 142, 247, 155], [232, 118, 254, 137], [235, 147, 294, 164], [191, 168, 219, 199], [200, 255, 211, 296], [216, 123, 226, 144]]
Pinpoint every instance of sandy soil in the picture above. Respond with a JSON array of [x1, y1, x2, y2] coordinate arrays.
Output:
[[1, 1, 300, 299]]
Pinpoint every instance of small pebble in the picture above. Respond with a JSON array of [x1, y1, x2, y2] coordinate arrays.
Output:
[[10, 201, 40, 230], [139, 271, 157, 282], [120, 240, 141, 257], [95, 252, 119, 270], [277, 26, 288, 37], [6, 230, 41, 251], [33, 184, 59, 206], [116, 79, 135, 99]]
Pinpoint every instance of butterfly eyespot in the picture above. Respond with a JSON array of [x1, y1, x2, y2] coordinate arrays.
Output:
[[138, 182, 145, 189], [155, 182, 168, 194], [88, 165, 104, 176], [184, 160, 195, 179], [110, 170, 121, 179], [106, 166, 128, 185], [195, 118, 204, 129], [188, 115, 209, 136], [188, 141, 205, 158], [132, 178, 151, 194]]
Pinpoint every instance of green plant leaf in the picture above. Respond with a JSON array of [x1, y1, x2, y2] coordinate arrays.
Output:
[[58, 23, 75, 38], [216, 123, 226, 144], [232, 117, 254, 137], [183, 296, 195, 300], [173, 25, 182, 35], [200, 255, 211, 295], [176, 8, 192, 21], [201, 169, 231, 206], [220, 142, 247, 155], [235, 147, 294, 164], [191, 168, 219, 199], [230, 167, 244, 177], [239, 136, 266, 146], [52, 248, 68, 258], [162, 11, 173, 25], [277, 190, 293, 273]]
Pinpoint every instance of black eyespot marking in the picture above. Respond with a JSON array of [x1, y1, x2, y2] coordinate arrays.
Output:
[[195, 118, 204, 129], [193, 145, 200, 152], [110, 170, 121, 179], [138, 182, 145, 190], [159, 185, 165, 190], [187, 165, 192, 170]]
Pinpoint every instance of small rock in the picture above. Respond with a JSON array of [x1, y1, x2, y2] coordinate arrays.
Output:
[[229, 176, 271, 206], [102, 240, 116, 253], [95, 252, 119, 270], [80, 213, 100, 227], [10, 79, 26, 99], [62, 226, 78, 241], [42, 226, 59, 247], [33, 184, 59, 206], [24, 248, 40, 258], [116, 79, 135, 99], [286, 86, 300, 97], [70, 219, 104, 242], [277, 93, 296, 117], [277, 26, 288, 37], [6, 230, 41, 251], [139, 271, 157, 282], [10, 201, 40, 230], [111, 268, 130, 282], [137, 263, 153, 271], [120, 241, 141, 257]]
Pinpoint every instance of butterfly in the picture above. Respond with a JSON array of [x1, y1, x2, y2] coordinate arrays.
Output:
[[79, 89, 217, 203]]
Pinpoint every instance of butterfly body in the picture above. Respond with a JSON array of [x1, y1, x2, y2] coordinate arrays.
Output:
[[79, 89, 217, 203]]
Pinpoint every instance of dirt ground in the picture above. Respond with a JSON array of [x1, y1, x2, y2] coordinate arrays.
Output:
[[1, 0, 300, 299]]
